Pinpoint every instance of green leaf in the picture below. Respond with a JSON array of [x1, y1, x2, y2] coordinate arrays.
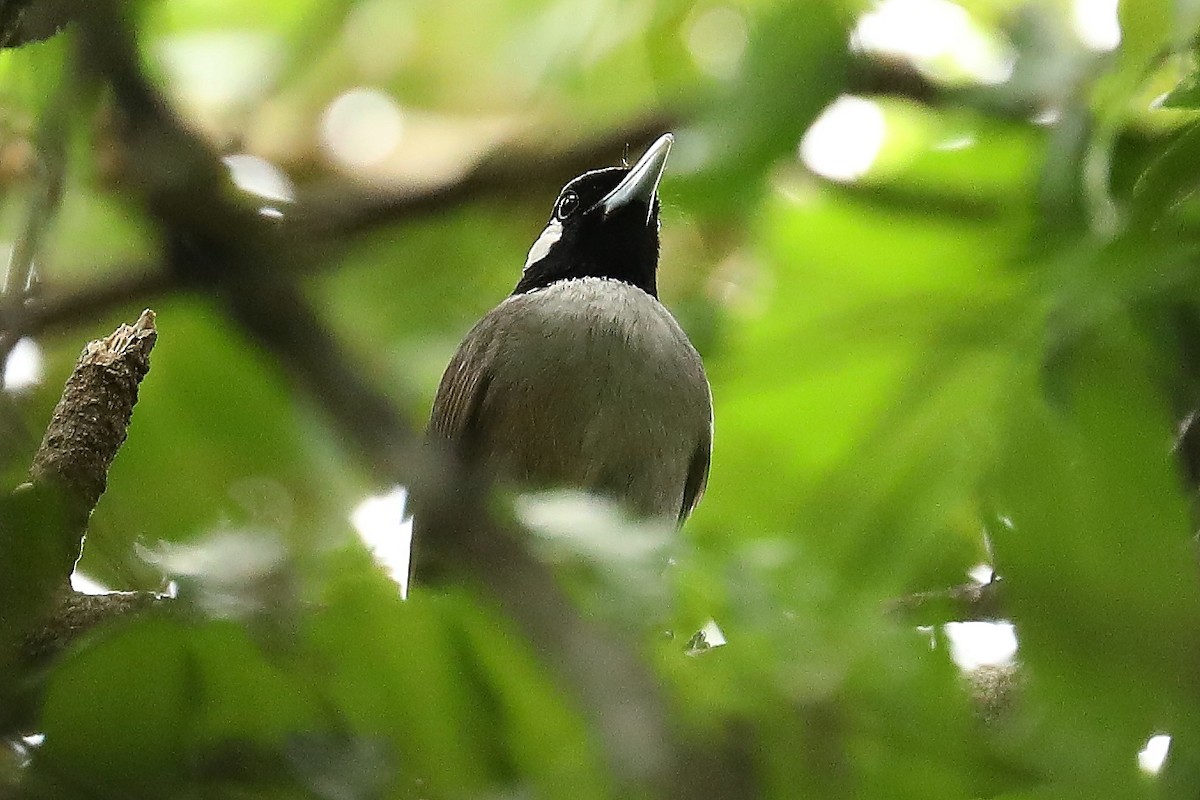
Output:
[[1157, 71, 1200, 109], [1131, 120, 1200, 225], [994, 323, 1200, 790], [304, 550, 498, 795], [38, 617, 326, 795], [450, 593, 610, 799], [676, 0, 850, 213], [37, 618, 197, 794]]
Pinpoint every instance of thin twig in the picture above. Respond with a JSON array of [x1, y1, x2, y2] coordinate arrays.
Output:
[[3, 263, 169, 343], [2, 69, 69, 298], [0, 56, 72, 391], [885, 577, 1005, 626]]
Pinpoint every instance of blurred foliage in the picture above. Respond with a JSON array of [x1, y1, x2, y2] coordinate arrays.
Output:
[[4, 0, 1200, 797]]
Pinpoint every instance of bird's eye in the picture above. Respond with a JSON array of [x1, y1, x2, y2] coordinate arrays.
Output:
[[555, 191, 580, 219]]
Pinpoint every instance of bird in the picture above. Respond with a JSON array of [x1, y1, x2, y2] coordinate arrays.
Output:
[[423, 132, 712, 551]]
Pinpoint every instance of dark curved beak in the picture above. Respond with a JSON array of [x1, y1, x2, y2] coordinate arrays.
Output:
[[600, 133, 673, 220]]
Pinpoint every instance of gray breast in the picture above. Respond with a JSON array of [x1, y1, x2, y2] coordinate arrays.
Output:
[[437, 277, 711, 522]]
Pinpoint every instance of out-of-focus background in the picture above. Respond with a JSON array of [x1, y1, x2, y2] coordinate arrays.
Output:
[[3, 0, 1200, 796]]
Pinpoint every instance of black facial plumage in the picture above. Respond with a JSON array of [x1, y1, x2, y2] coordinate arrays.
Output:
[[513, 156, 665, 299]]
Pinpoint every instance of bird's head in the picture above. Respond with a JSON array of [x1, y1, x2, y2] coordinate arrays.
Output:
[[514, 133, 673, 298]]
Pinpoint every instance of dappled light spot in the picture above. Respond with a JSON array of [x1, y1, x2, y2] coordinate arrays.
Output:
[[156, 32, 283, 121], [3, 337, 43, 392], [70, 572, 112, 596], [799, 95, 886, 182], [1072, 0, 1121, 52], [968, 563, 994, 584], [945, 621, 1017, 670], [685, 619, 727, 655], [514, 490, 672, 564], [684, 5, 748, 80], [351, 486, 412, 596], [933, 134, 975, 151], [8, 733, 44, 768], [222, 154, 295, 203], [342, 0, 417, 79], [699, 618, 726, 647], [321, 88, 405, 170], [1031, 107, 1061, 126], [139, 530, 290, 619], [852, 0, 1014, 86], [515, 491, 675, 624], [1138, 734, 1171, 775]]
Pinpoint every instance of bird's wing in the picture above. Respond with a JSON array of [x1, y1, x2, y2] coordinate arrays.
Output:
[[678, 417, 712, 524], [428, 320, 496, 453], [415, 324, 497, 587]]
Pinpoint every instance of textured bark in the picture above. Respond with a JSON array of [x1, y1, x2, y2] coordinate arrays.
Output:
[[0, 0, 77, 48], [30, 308, 156, 515], [22, 587, 162, 665], [0, 311, 158, 734]]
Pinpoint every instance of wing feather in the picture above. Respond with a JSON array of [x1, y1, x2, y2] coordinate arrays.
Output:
[[678, 420, 711, 524], [429, 321, 496, 452]]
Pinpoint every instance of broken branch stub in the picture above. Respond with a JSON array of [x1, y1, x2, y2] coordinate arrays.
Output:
[[29, 308, 156, 515]]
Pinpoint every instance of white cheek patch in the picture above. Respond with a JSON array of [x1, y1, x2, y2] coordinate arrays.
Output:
[[523, 219, 562, 272]]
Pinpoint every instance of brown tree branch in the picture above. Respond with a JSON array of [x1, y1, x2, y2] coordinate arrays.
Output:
[[0, 310, 158, 732], [292, 113, 679, 239], [29, 309, 156, 513], [4, 112, 679, 346], [21, 588, 161, 660], [0, 309, 156, 606], [5, 264, 171, 342], [0, 0, 77, 49]]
